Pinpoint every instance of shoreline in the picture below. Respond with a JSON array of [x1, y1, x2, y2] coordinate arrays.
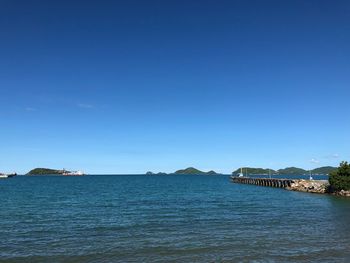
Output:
[[231, 176, 350, 197]]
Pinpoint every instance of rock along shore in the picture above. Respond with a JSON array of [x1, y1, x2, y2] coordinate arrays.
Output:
[[286, 179, 350, 196], [231, 176, 350, 197], [286, 179, 329, 194]]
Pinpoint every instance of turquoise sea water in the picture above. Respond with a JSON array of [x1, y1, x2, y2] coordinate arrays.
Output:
[[1, 175, 350, 262]]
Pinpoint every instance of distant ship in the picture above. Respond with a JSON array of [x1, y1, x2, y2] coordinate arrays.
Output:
[[62, 170, 85, 176], [238, 167, 244, 177], [0, 172, 17, 179]]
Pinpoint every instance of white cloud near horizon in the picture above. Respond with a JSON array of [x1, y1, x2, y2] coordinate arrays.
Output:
[[310, 158, 320, 164]]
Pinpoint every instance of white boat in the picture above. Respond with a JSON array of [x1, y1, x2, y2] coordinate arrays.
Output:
[[0, 173, 17, 179], [238, 167, 244, 177], [62, 170, 85, 176]]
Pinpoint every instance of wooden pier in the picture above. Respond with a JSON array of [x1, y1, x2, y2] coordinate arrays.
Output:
[[230, 176, 294, 188]]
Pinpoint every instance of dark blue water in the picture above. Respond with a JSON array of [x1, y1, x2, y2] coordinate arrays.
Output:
[[1, 175, 350, 262]]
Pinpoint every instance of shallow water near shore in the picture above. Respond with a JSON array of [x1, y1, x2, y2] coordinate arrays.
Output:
[[1, 175, 350, 262]]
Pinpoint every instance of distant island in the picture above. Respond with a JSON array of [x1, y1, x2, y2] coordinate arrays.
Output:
[[174, 167, 219, 175], [277, 167, 308, 175], [146, 171, 168, 176], [25, 166, 336, 176], [232, 167, 274, 175], [27, 168, 64, 175], [27, 168, 85, 176], [146, 167, 220, 175], [232, 166, 337, 176], [310, 166, 337, 175]]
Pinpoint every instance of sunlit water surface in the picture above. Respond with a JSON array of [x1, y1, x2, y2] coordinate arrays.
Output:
[[1, 175, 350, 262]]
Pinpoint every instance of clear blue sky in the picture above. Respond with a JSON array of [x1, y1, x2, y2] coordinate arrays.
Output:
[[1, 0, 349, 174]]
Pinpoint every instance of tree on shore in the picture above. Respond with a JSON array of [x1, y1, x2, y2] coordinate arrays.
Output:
[[329, 161, 350, 191]]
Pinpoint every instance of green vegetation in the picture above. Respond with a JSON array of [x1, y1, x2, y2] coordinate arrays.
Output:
[[329, 161, 350, 191], [27, 168, 64, 175], [174, 167, 219, 175], [232, 167, 276, 175], [277, 167, 307, 175], [311, 166, 337, 175]]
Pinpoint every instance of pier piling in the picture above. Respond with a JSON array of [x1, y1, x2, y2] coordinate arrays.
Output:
[[230, 176, 294, 189]]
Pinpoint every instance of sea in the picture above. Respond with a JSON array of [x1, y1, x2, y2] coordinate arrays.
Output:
[[1, 175, 350, 262]]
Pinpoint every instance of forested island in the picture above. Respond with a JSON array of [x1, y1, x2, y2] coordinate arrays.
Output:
[[277, 167, 308, 175], [232, 166, 337, 175], [174, 167, 219, 175], [27, 168, 64, 175], [146, 167, 220, 175], [26, 168, 84, 176], [232, 167, 273, 175], [311, 166, 337, 175]]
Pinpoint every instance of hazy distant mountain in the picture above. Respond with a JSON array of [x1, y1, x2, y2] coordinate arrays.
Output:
[[231, 166, 337, 176], [277, 167, 307, 175], [146, 167, 219, 175], [310, 166, 337, 175], [232, 167, 276, 175], [174, 167, 219, 175], [146, 171, 168, 175]]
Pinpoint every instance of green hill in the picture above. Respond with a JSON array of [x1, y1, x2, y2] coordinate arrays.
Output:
[[174, 167, 219, 175], [231, 166, 338, 176], [277, 167, 307, 175], [232, 167, 276, 175], [310, 166, 337, 175], [27, 168, 64, 175]]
